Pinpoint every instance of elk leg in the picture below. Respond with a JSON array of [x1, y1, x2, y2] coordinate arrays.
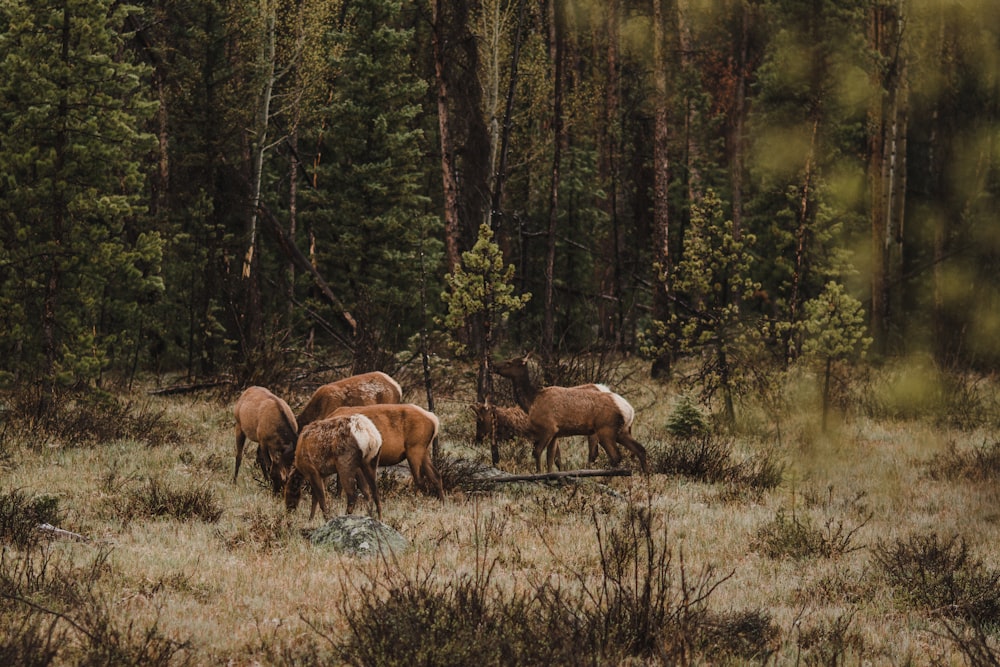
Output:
[[587, 435, 600, 464], [233, 430, 247, 483], [303, 469, 326, 520], [337, 449, 365, 514], [532, 435, 552, 473], [421, 454, 444, 499], [546, 437, 561, 472], [617, 432, 649, 473], [597, 431, 623, 467], [359, 456, 382, 520]]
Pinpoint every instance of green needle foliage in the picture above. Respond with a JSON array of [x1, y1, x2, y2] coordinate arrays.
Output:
[[800, 281, 871, 429], [441, 223, 530, 357], [0, 0, 161, 387]]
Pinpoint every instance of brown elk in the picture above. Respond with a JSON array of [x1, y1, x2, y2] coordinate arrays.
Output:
[[233, 386, 299, 494], [284, 413, 383, 520], [493, 355, 647, 473], [332, 403, 444, 499], [472, 402, 531, 444], [297, 371, 402, 430]]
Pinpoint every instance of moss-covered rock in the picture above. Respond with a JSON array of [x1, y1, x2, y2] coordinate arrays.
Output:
[[309, 515, 408, 556]]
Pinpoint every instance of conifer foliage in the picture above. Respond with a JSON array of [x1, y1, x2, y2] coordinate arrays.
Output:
[[0, 0, 160, 386]]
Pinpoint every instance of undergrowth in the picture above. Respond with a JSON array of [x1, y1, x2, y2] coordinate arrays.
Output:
[[325, 500, 779, 666], [0, 535, 191, 665], [1, 387, 181, 449]]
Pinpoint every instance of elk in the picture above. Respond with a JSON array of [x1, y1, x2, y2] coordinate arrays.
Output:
[[493, 354, 647, 473], [284, 413, 383, 521], [233, 386, 299, 494], [472, 402, 530, 444], [332, 403, 444, 499], [297, 371, 402, 430]]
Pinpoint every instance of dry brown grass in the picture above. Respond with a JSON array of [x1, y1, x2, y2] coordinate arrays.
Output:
[[2, 360, 999, 664]]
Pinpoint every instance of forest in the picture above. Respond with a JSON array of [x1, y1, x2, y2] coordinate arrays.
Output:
[[4, 1, 1000, 664], [1, 0, 998, 400]]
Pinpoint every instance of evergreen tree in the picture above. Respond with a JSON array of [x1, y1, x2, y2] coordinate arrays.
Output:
[[799, 280, 871, 430], [645, 190, 773, 424], [0, 0, 161, 387], [303, 0, 441, 369], [441, 222, 530, 460]]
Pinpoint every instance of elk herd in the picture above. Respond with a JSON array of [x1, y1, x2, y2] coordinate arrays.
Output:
[[232, 357, 647, 523]]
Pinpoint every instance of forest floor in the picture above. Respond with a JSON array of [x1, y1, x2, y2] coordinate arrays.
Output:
[[3, 359, 1000, 665]]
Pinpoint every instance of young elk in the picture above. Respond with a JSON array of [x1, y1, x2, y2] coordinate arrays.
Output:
[[493, 355, 647, 473], [297, 371, 402, 430], [285, 413, 383, 520], [233, 386, 299, 494], [473, 402, 530, 444], [332, 403, 444, 499]]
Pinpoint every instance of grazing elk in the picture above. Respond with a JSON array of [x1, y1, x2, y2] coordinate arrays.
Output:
[[233, 386, 299, 494], [472, 402, 530, 444], [285, 413, 383, 520], [332, 403, 444, 499], [493, 354, 647, 473], [297, 371, 402, 430]]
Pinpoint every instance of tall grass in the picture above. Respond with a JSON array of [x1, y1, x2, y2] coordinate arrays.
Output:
[[2, 361, 1000, 664]]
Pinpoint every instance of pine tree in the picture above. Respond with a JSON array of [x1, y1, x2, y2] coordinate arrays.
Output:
[[0, 0, 161, 387], [302, 0, 441, 369], [800, 281, 871, 430], [441, 222, 530, 461]]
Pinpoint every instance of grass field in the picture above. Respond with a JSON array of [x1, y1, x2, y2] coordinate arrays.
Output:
[[2, 359, 1000, 665]]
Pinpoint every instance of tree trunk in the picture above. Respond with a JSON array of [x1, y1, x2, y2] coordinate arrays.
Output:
[[868, 0, 907, 355], [432, 0, 463, 273], [542, 0, 566, 361], [789, 118, 819, 355], [650, 0, 673, 378], [488, 0, 527, 233], [241, 11, 276, 356], [596, 0, 623, 347]]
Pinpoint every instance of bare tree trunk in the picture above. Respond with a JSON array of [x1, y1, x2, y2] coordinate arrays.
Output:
[[789, 118, 819, 351], [241, 11, 276, 356], [676, 0, 703, 208], [488, 0, 527, 233], [542, 0, 566, 361], [433, 0, 463, 273], [727, 0, 750, 241], [596, 0, 622, 347], [868, 0, 907, 355], [650, 0, 673, 378], [288, 128, 298, 327]]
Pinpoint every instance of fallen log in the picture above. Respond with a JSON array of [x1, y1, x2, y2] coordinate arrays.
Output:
[[486, 468, 632, 484], [36, 523, 90, 543]]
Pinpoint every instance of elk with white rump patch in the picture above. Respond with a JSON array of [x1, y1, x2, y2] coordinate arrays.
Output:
[[332, 403, 444, 499], [284, 413, 383, 520], [493, 354, 646, 473]]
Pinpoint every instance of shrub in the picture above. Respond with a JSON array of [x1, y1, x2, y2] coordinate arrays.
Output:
[[1, 387, 181, 449], [924, 439, 1000, 482], [106, 478, 222, 524], [755, 508, 868, 560], [665, 395, 709, 439], [650, 435, 783, 498], [0, 489, 61, 549], [873, 532, 1000, 627], [793, 612, 864, 666], [0, 544, 191, 667], [329, 501, 779, 666]]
